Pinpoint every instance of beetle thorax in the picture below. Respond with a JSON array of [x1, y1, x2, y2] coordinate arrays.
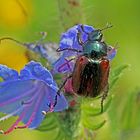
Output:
[[83, 41, 107, 59]]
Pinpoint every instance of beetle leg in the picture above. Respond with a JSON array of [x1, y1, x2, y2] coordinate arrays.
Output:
[[56, 48, 82, 53], [101, 94, 107, 113], [57, 75, 72, 96], [42, 95, 58, 115], [48, 95, 58, 112], [77, 30, 84, 46], [100, 85, 109, 113]]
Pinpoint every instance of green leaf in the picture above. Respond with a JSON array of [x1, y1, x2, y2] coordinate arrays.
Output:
[[54, 131, 64, 140], [110, 64, 129, 89], [103, 96, 112, 112], [121, 88, 140, 129], [37, 114, 57, 132], [83, 119, 106, 130]]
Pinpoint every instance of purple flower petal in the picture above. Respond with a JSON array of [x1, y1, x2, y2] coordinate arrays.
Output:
[[107, 46, 117, 60], [0, 80, 37, 114], [0, 65, 18, 81], [59, 24, 94, 51], [0, 61, 68, 134]]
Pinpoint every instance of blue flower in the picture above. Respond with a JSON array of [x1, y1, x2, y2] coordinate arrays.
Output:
[[0, 61, 68, 134], [53, 24, 94, 74], [24, 42, 60, 63]]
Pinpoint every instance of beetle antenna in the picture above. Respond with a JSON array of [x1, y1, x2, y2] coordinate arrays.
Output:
[[0, 37, 26, 46], [100, 23, 113, 31]]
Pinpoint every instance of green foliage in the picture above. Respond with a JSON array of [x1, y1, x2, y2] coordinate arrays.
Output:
[[108, 87, 140, 140]]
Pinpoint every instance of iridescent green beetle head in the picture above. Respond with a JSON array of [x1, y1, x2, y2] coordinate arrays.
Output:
[[88, 24, 113, 41], [88, 29, 103, 41]]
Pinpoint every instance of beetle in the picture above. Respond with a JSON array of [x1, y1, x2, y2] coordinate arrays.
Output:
[[57, 24, 114, 113]]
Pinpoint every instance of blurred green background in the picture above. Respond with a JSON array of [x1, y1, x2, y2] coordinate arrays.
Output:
[[0, 0, 140, 140]]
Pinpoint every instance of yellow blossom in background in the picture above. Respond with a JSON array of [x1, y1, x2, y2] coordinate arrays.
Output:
[[0, 0, 32, 27], [0, 41, 28, 71]]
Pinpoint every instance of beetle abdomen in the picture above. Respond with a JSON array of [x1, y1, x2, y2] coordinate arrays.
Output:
[[72, 56, 109, 97], [78, 59, 101, 97]]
